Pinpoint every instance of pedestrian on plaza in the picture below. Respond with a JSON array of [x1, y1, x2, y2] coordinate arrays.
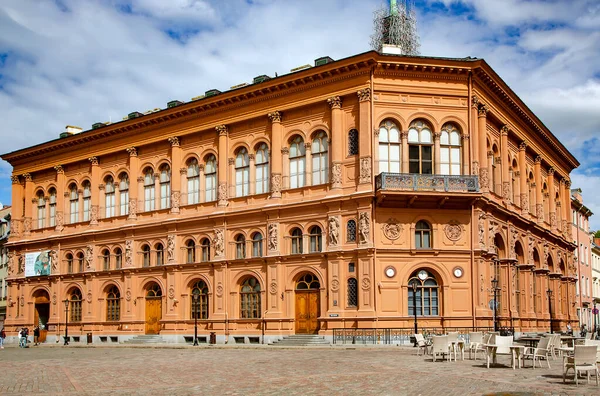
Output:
[[33, 326, 40, 346], [0, 328, 5, 349], [581, 324, 587, 338], [566, 323, 573, 335], [18, 328, 24, 347]]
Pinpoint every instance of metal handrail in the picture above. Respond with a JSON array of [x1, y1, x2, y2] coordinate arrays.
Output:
[[332, 327, 495, 345], [375, 173, 479, 193]]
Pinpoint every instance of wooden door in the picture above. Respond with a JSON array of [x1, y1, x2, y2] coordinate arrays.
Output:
[[295, 291, 320, 334], [145, 298, 162, 334]]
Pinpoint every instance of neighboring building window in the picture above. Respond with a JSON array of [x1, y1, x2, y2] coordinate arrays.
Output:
[[235, 234, 246, 259], [186, 240, 195, 263], [82, 181, 91, 221], [347, 220, 356, 242], [155, 243, 164, 266], [309, 225, 322, 253], [106, 286, 120, 321], [49, 188, 56, 227], [114, 248, 122, 269], [69, 184, 79, 224], [191, 280, 209, 319], [200, 238, 211, 262], [159, 164, 171, 209], [289, 136, 306, 189], [144, 169, 155, 212], [69, 289, 83, 322], [77, 252, 84, 272], [187, 158, 200, 205], [348, 129, 359, 156], [408, 270, 439, 316], [142, 244, 150, 267], [348, 278, 358, 307], [252, 232, 263, 258], [105, 177, 116, 218], [439, 123, 461, 175], [378, 120, 401, 173], [415, 220, 431, 249], [102, 249, 110, 271], [66, 253, 73, 274], [235, 148, 250, 197], [37, 192, 46, 229], [291, 228, 303, 254], [240, 277, 261, 319], [408, 120, 433, 174], [255, 143, 269, 194], [311, 131, 329, 185], [205, 155, 217, 202], [119, 173, 129, 216]]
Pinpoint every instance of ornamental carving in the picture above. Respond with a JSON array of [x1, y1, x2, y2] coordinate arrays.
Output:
[[167, 235, 175, 262], [216, 283, 224, 297], [86, 292, 92, 304], [382, 218, 402, 241], [268, 223, 278, 252], [479, 168, 489, 191], [358, 212, 370, 245], [7, 251, 14, 276], [520, 194, 529, 215], [88, 156, 98, 166], [167, 136, 180, 147], [23, 217, 31, 233], [269, 281, 277, 295], [126, 290, 131, 301], [85, 245, 94, 270], [528, 236, 535, 264], [125, 240, 133, 267], [549, 212, 557, 228], [488, 220, 498, 255], [357, 88, 371, 102], [502, 182, 511, 200], [271, 173, 282, 197], [214, 229, 225, 258], [215, 125, 228, 136], [10, 175, 19, 184], [171, 191, 180, 211], [22, 173, 32, 182], [509, 226, 518, 260], [535, 204, 543, 221], [50, 250, 59, 272], [543, 244, 549, 268], [218, 182, 228, 206], [54, 165, 64, 174], [359, 157, 372, 184], [268, 111, 282, 123], [328, 217, 340, 246], [168, 287, 175, 299], [327, 96, 342, 109], [54, 211, 64, 231], [472, 95, 479, 108], [20, 296, 25, 307], [477, 104, 488, 117], [331, 163, 342, 188], [443, 221, 463, 242], [128, 198, 137, 219], [361, 277, 371, 291], [281, 147, 289, 155], [52, 292, 57, 305], [478, 213, 486, 250], [90, 205, 99, 225], [331, 278, 340, 292], [126, 147, 137, 157]]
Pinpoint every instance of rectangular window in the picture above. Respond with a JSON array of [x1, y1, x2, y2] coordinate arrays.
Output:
[[83, 197, 91, 221], [70, 200, 79, 224], [235, 168, 249, 197], [255, 163, 269, 194], [188, 177, 199, 204], [49, 203, 56, 227], [160, 183, 170, 209], [144, 186, 155, 211], [290, 158, 305, 189], [105, 193, 115, 218], [70, 300, 82, 322], [205, 173, 216, 202], [120, 190, 129, 216], [37, 205, 45, 229]]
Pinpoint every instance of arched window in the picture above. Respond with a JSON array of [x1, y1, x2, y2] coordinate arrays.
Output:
[[142, 244, 151, 267], [378, 120, 400, 173], [347, 220, 356, 242], [114, 248, 122, 269], [36, 191, 46, 229], [159, 164, 171, 209], [66, 253, 73, 274], [408, 270, 439, 316], [440, 123, 461, 175], [186, 240, 195, 263], [408, 120, 433, 174], [76, 251, 84, 272], [187, 158, 200, 205], [289, 136, 306, 189], [311, 131, 328, 185], [348, 129, 359, 156], [49, 188, 57, 227], [105, 176, 116, 218], [102, 249, 110, 271], [144, 168, 155, 211], [347, 278, 358, 307], [291, 228, 303, 254], [235, 147, 250, 197], [191, 280, 209, 320], [146, 283, 162, 298], [240, 277, 261, 319], [205, 155, 217, 202], [296, 273, 320, 290], [200, 238, 211, 262], [155, 243, 164, 266], [69, 183, 79, 224], [255, 143, 269, 194], [309, 225, 322, 253], [119, 173, 129, 216], [106, 286, 120, 321], [69, 288, 83, 322], [82, 181, 91, 221], [415, 220, 431, 249], [235, 234, 246, 259], [252, 232, 263, 258]]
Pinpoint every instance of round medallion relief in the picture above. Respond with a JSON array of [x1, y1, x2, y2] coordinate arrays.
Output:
[[168, 287, 175, 300], [216, 283, 224, 297], [361, 277, 371, 290], [126, 290, 132, 301], [444, 221, 463, 242], [269, 281, 278, 295], [331, 279, 340, 292], [383, 219, 402, 241]]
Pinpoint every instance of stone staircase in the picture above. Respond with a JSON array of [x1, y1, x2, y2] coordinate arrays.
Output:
[[122, 335, 164, 345], [269, 334, 331, 346]]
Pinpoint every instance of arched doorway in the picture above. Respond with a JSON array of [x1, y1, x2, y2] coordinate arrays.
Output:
[[295, 273, 320, 334], [33, 289, 50, 343], [144, 282, 162, 334]]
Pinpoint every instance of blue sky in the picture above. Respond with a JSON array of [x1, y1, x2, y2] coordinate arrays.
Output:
[[0, 0, 599, 228]]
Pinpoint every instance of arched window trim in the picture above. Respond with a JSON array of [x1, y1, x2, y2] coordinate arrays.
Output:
[[82, 181, 92, 222], [159, 164, 171, 209], [415, 220, 432, 249], [255, 143, 269, 194], [69, 288, 83, 322], [186, 239, 196, 263], [408, 120, 433, 175], [36, 191, 46, 229], [105, 177, 116, 218], [439, 123, 461, 176], [144, 168, 155, 212], [291, 228, 303, 255], [311, 131, 329, 185], [235, 147, 250, 197], [106, 285, 120, 321], [49, 188, 57, 227], [240, 277, 261, 319], [251, 232, 263, 258], [378, 120, 401, 173], [119, 173, 130, 216], [408, 270, 439, 316], [289, 136, 306, 189], [309, 225, 322, 253], [235, 234, 246, 259], [191, 279, 209, 320], [205, 155, 217, 202]]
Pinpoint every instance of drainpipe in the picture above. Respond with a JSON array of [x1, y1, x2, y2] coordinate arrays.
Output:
[[470, 205, 476, 330]]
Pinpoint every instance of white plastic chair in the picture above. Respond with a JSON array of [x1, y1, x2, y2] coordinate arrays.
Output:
[[468, 332, 484, 360], [447, 332, 459, 361], [414, 334, 431, 356], [523, 336, 551, 369], [563, 345, 600, 386], [431, 335, 450, 362]]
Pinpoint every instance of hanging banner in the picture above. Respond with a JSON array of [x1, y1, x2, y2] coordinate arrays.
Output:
[[24, 251, 52, 277]]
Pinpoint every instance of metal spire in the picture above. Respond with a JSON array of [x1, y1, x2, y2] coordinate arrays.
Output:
[[371, 0, 420, 55]]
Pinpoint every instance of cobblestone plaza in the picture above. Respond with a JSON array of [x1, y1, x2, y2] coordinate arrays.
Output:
[[0, 345, 596, 395]]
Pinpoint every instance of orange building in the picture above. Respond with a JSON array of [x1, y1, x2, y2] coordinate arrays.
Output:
[[571, 188, 593, 330], [1, 51, 579, 344]]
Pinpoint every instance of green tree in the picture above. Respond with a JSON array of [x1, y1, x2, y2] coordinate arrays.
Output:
[[595, 230, 600, 238]]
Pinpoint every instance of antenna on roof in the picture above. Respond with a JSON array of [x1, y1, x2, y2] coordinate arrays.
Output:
[[371, 0, 420, 55]]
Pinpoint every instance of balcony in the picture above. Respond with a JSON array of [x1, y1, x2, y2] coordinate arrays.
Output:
[[375, 173, 480, 208]]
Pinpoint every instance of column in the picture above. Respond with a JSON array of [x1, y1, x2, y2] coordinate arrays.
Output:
[[500, 126, 510, 201], [534, 156, 543, 221], [327, 96, 343, 189], [401, 131, 409, 173], [281, 147, 290, 189], [216, 125, 228, 207], [126, 147, 139, 219], [357, 89, 372, 187], [268, 111, 283, 198], [462, 135, 470, 175], [478, 105, 489, 192], [168, 137, 181, 213], [248, 154, 256, 196], [471, 96, 479, 174], [548, 167, 556, 230], [22, 173, 33, 235], [518, 142, 528, 215], [433, 132, 441, 174], [88, 157, 100, 225], [10, 175, 23, 237], [304, 143, 312, 187]]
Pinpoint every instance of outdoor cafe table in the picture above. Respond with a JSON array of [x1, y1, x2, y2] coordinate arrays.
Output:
[[517, 336, 541, 348], [483, 343, 525, 369]]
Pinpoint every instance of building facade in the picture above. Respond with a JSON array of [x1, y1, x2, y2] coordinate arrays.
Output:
[[0, 204, 11, 328], [571, 189, 593, 329], [1, 51, 579, 344], [591, 236, 600, 332]]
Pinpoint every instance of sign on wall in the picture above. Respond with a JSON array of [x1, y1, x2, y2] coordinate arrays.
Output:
[[24, 251, 51, 277]]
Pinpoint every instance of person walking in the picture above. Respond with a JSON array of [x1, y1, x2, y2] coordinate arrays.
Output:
[[0, 328, 5, 349], [33, 326, 40, 346], [18, 328, 24, 348]]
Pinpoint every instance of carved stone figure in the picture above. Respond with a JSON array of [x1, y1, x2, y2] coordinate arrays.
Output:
[[18, 255, 24, 274], [543, 244, 549, 268], [382, 218, 402, 240], [125, 240, 133, 267], [359, 157, 372, 184], [528, 236, 535, 264], [7, 251, 14, 276], [268, 223, 278, 252], [479, 168, 489, 191], [509, 226, 517, 260], [90, 205, 99, 225], [171, 191, 180, 212], [488, 220, 498, 255], [50, 250, 59, 272], [358, 212, 370, 245], [271, 173, 282, 197], [478, 213, 486, 250], [167, 235, 175, 262], [11, 219, 20, 237], [444, 221, 463, 242], [218, 182, 228, 206], [331, 163, 342, 188], [85, 245, 94, 270], [502, 182, 511, 200], [520, 193, 529, 215], [214, 229, 225, 257], [55, 211, 64, 231], [128, 198, 137, 219], [328, 217, 340, 246]]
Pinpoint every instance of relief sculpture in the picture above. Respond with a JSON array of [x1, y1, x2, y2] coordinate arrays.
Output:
[[214, 229, 225, 258], [358, 212, 370, 245], [268, 223, 278, 252], [167, 235, 175, 262], [328, 217, 340, 246]]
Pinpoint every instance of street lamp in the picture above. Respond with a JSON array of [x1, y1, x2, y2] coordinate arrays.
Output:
[[491, 278, 499, 332], [547, 288, 553, 334], [192, 291, 199, 346], [63, 299, 70, 346], [412, 281, 418, 343]]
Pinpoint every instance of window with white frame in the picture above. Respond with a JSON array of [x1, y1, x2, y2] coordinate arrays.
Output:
[[439, 123, 461, 175], [36, 192, 46, 229], [408, 120, 433, 174], [378, 120, 400, 173], [252, 232, 263, 257], [187, 158, 200, 205], [235, 148, 250, 197], [255, 143, 269, 194], [144, 169, 155, 211], [119, 173, 129, 216], [205, 155, 217, 202], [82, 181, 91, 221], [69, 184, 79, 224], [311, 131, 328, 185], [289, 136, 306, 189], [105, 177, 116, 218], [159, 165, 171, 209]]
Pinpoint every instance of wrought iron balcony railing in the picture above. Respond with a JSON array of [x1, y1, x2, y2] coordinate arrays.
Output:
[[375, 173, 479, 193]]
